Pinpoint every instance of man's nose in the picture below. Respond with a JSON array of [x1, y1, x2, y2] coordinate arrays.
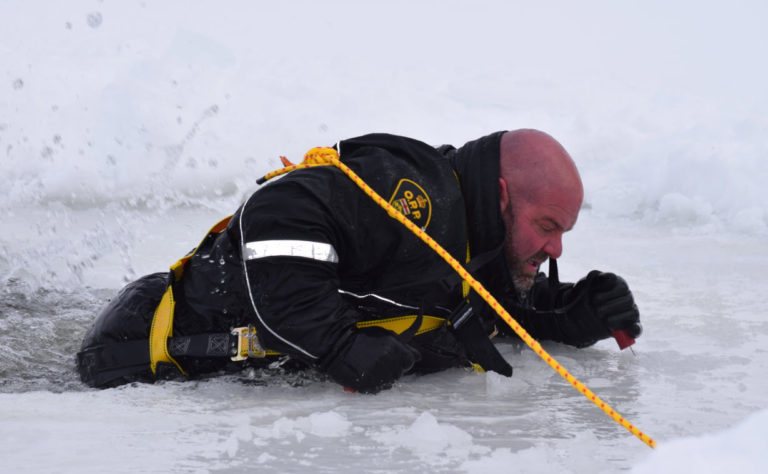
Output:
[[543, 234, 563, 259]]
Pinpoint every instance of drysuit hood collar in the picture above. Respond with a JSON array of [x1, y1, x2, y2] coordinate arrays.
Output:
[[448, 131, 507, 255]]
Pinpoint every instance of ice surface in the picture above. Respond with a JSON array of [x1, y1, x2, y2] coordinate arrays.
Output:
[[2, 1, 767, 473]]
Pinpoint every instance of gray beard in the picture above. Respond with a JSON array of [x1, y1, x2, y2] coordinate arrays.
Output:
[[511, 272, 535, 293]]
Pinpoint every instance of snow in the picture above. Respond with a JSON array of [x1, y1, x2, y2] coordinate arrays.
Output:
[[632, 410, 768, 474], [2, 0, 768, 472]]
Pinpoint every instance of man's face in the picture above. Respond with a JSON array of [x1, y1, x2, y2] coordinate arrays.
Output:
[[500, 182, 581, 292]]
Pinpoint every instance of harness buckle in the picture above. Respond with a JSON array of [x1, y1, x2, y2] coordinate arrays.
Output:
[[448, 298, 474, 330], [230, 325, 267, 361]]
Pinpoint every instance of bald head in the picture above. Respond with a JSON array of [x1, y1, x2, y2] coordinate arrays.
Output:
[[499, 129, 583, 207], [497, 129, 584, 290]]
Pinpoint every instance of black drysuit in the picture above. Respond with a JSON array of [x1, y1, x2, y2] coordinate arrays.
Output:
[[77, 132, 623, 389]]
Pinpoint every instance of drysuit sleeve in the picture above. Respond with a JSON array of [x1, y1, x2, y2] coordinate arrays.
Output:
[[236, 174, 417, 392], [236, 176, 356, 362], [509, 275, 608, 347]]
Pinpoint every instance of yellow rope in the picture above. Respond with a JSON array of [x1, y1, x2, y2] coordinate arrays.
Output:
[[261, 147, 657, 449], [257, 162, 329, 184]]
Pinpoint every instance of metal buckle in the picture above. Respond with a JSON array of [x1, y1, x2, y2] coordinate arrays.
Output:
[[230, 325, 267, 361], [448, 299, 473, 330]]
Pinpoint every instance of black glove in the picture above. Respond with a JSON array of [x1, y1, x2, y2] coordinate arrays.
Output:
[[322, 328, 421, 394], [507, 261, 642, 348], [562, 270, 642, 342]]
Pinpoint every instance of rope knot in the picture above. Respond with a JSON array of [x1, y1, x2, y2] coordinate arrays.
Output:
[[302, 147, 339, 165]]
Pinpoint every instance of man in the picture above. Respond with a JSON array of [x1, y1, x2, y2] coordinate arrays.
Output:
[[77, 130, 641, 392]]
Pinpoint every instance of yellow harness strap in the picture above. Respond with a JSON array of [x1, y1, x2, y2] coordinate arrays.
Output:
[[356, 315, 445, 335], [149, 285, 187, 375], [149, 216, 233, 375]]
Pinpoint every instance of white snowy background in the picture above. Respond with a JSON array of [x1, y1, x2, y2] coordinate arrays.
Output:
[[1, 1, 767, 473]]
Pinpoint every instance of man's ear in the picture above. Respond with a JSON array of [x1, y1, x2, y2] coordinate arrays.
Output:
[[499, 177, 509, 213]]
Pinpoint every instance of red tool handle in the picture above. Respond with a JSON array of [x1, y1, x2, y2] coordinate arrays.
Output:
[[612, 330, 635, 350]]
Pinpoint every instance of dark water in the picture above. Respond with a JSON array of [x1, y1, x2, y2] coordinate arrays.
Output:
[[0, 280, 113, 393]]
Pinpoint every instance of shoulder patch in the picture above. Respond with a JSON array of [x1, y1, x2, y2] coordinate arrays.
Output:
[[388, 179, 432, 229]]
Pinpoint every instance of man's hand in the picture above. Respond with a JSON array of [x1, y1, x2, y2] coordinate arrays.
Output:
[[322, 328, 420, 394], [566, 271, 642, 340]]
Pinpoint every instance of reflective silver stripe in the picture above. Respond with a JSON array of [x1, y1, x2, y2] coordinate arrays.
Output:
[[243, 240, 339, 263], [239, 196, 318, 360]]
